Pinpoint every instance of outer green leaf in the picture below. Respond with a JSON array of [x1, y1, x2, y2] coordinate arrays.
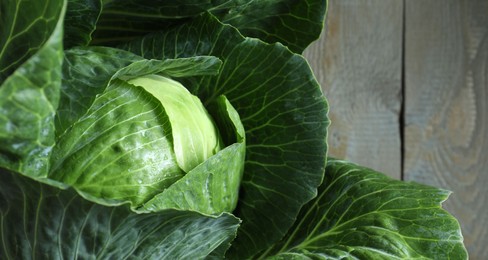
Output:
[[64, 0, 102, 48], [0, 0, 65, 178], [91, 0, 231, 45], [265, 159, 468, 259], [0, 0, 65, 80], [214, 0, 328, 53], [122, 13, 329, 258], [90, 0, 327, 52], [0, 169, 240, 259]]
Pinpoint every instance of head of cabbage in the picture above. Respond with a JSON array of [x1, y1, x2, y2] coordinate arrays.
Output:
[[45, 54, 246, 213]]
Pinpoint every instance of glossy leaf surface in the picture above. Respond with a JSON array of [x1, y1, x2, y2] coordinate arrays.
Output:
[[140, 96, 245, 214], [0, 0, 65, 177], [50, 78, 184, 206]]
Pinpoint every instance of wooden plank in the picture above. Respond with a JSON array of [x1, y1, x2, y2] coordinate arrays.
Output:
[[304, 0, 403, 178], [405, 0, 488, 258]]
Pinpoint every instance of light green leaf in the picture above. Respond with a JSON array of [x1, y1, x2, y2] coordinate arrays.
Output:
[[49, 78, 183, 206], [264, 159, 469, 260], [141, 95, 245, 214], [0, 0, 66, 178], [0, 168, 240, 259], [122, 13, 329, 258], [128, 74, 224, 173]]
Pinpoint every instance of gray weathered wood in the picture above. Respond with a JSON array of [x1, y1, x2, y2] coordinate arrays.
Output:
[[405, 0, 488, 258], [304, 0, 403, 178]]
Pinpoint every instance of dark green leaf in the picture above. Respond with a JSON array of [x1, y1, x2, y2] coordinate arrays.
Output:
[[91, 0, 327, 52], [0, 0, 65, 178], [121, 13, 329, 258], [265, 159, 469, 259], [64, 0, 102, 48], [214, 0, 328, 53], [91, 0, 231, 45], [0, 168, 240, 259], [0, 0, 65, 80]]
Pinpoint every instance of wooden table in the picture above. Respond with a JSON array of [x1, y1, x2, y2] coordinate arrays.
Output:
[[304, 0, 488, 258]]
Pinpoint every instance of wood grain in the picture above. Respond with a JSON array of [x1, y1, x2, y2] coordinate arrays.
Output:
[[405, 0, 488, 258], [304, 0, 404, 178]]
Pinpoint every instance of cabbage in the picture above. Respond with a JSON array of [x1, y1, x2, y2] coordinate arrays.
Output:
[[0, 0, 467, 259]]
